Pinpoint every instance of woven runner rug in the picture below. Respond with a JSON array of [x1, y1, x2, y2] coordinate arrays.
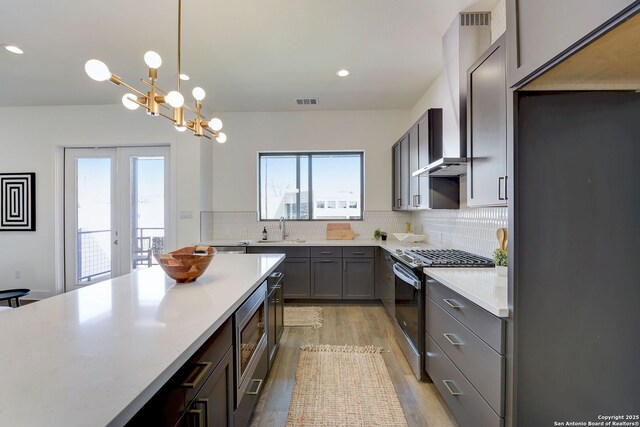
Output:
[[283, 306, 323, 329], [286, 344, 408, 427]]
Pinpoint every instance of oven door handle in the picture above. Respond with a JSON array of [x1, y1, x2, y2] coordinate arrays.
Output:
[[392, 263, 421, 290]]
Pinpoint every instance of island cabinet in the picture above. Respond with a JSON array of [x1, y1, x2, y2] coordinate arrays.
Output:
[[310, 247, 343, 299], [127, 319, 234, 427], [467, 35, 508, 207], [247, 247, 311, 298], [506, 0, 635, 87], [424, 279, 505, 427]]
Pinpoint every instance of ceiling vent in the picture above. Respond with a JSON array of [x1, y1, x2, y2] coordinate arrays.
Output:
[[296, 98, 319, 106], [460, 12, 490, 27]]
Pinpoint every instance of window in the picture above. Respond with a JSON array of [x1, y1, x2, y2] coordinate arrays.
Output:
[[259, 152, 363, 220]]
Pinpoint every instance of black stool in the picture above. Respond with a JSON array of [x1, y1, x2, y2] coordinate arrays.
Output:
[[0, 289, 31, 308]]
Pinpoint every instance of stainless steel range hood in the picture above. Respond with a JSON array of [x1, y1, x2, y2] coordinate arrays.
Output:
[[412, 157, 468, 177], [411, 12, 490, 178]]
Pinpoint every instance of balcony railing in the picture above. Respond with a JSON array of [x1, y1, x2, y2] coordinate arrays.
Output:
[[77, 228, 165, 282]]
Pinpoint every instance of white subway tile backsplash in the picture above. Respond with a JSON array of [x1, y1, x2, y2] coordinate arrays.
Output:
[[411, 207, 508, 258], [204, 211, 412, 242], [202, 208, 508, 259]]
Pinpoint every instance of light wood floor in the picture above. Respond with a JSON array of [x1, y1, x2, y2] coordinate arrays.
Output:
[[250, 303, 458, 427]]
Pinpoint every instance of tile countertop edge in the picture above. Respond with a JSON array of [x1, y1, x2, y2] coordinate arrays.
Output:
[[109, 253, 285, 426], [423, 267, 509, 318]]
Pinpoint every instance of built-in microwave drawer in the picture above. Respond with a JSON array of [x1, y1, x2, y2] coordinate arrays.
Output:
[[425, 333, 503, 427], [426, 297, 504, 416], [310, 247, 343, 258], [344, 247, 375, 258], [425, 278, 504, 353]]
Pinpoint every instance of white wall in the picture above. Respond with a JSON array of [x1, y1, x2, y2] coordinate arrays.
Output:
[[0, 105, 209, 298], [210, 110, 410, 212]]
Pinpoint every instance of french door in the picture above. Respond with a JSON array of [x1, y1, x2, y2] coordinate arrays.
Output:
[[64, 146, 170, 292]]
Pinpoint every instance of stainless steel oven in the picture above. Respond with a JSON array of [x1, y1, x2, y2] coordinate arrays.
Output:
[[392, 261, 425, 381], [234, 281, 268, 427]]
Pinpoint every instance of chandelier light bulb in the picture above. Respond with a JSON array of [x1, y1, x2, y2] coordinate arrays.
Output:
[[192, 87, 206, 101], [179, 73, 190, 81], [165, 91, 185, 108], [144, 51, 162, 69], [174, 124, 187, 132], [215, 132, 227, 143], [208, 117, 223, 131], [3, 44, 24, 54], [122, 94, 140, 110], [84, 59, 111, 81]]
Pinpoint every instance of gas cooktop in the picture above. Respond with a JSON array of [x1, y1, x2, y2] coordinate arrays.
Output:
[[394, 249, 494, 268]]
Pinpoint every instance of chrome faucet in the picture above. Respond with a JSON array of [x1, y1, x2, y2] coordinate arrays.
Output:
[[279, 216, 288, 241]]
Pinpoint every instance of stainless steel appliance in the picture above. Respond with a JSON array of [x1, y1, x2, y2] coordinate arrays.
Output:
[[391, 248, 494, 380], [233, 281, 268, 427], [213, 246, 247, 254]]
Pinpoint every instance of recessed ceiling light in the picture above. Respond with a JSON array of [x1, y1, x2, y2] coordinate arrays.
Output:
[[2, 44, 24, 55], [336, 69, 350, 77], [179, 73, 190, 81]]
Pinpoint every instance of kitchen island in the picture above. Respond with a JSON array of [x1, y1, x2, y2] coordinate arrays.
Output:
[[0, 253, 284, 426]]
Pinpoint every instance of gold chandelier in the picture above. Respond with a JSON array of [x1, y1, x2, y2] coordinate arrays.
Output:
[[83, 0, 226, 142]]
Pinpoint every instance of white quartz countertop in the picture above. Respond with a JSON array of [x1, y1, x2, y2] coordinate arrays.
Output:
[[0, 253, 284, 427], [423, 268, 509, 317]]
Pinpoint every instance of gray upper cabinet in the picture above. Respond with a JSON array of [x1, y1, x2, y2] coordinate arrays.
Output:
[[467, 35, 508, 207], [393, 110, 459, 211], [392, 135, 410, 210], [506, 0, 635, 87]]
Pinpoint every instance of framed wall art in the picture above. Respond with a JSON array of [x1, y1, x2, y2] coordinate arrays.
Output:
[[0, 172, 36, 231]]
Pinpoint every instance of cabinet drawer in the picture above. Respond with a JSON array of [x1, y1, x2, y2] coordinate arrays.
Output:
[[343, 247, 374, 258], [426, 297, 504, 416], [426, 278, 504, 353], [310, 247, 343, 258], [425, 334, 503, 427], [247, 246, 310, 257]]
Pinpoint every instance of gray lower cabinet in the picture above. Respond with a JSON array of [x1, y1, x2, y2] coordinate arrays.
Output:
[[311, 258, 343, 299], [467, 35, 508, 207], [377, 249, 395, 317], [343, 258, 374, 299], [282, 258, 311, 299], [424, 279, 505, 427]]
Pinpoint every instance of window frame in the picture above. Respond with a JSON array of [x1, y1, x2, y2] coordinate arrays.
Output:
[[257, 151, 364, 221]]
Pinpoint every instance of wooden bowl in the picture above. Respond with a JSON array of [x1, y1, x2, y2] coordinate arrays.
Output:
[[154, 246, 216, 283]]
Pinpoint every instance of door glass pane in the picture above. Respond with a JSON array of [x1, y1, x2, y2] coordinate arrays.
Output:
[[311, 154, 362, 219], [132, 156, 165, 270], [77, 158, 112, 283]]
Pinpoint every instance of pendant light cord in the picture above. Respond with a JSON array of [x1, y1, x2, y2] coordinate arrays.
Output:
[[177, 0, 181, 93]]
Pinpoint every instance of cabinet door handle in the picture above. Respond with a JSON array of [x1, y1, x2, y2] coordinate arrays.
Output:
[[443, 298, 462, 309], [384, 274, 392, 280], [443, 333, 463, 346], [180, 361, 212, 388], [352, 251, 365, 255], [246, 379, 264, 396], [504, 176, 508, 201], [498, 176, 505, 200], [442, 380, 462, 396], [397, 198, 402, 208], [320, 251, 332, 254], [321, 259, 333, 263]]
